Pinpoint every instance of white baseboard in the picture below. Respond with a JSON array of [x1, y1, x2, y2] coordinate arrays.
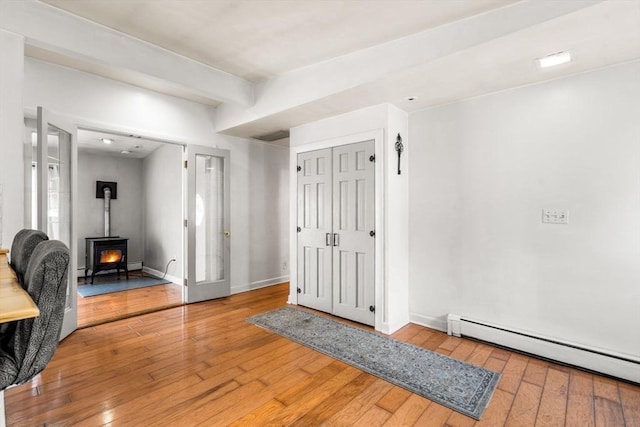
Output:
[[231, 275, 289, 295], [142, 266, 182, 286], [409, 312, 448, 333], [375, 318, 411, 335], [76, 261, 143, 279], [448, 314, 640, 384], [376, 322, 394, 335]]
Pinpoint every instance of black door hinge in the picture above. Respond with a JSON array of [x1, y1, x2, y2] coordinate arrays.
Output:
[[297, 226, 301, 232], [369, 230, 375, 237], [297, 165, 302, 172], [297, 288, 302, 294], [369, 155, 375, 162], [369, 305, 375, 313]]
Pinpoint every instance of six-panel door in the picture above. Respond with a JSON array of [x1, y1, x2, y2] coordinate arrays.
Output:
[[297, 148, 333, 313], [331, 141, 375, 325], [297, 140, 375, 326]]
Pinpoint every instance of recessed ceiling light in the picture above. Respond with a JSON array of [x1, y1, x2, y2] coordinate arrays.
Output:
[[537, 51, 571, 69], [100, 138, 113, 144], [120, 150, 131, 154]]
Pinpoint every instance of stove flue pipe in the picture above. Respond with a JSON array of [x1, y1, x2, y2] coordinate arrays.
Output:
[[104, 186, 111, 237]]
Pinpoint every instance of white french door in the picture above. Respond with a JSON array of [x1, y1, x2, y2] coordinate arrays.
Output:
[[185, 145, 230, 303], [297, 140, 375, 326], [35, 107, 78, 340]]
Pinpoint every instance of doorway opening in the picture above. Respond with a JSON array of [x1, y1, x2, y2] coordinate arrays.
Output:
[[25, 120, 184, 327], [25, 113, 232, 332], [76, 127, 185, 327]]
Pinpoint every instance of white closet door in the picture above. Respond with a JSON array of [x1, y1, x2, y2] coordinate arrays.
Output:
[[296, 148, 333, 312], [332, 140, 375, 326]]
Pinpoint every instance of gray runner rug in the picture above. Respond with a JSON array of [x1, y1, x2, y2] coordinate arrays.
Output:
[[247, 307, 500, 420]]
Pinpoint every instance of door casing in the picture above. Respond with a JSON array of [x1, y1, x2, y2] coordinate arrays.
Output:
[[35, 107, 78, 340]]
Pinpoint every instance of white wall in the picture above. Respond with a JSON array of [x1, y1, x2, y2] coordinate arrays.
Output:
[[0, 30, 24, 248], [77, 152, 144, 270], [409, 60, 640, 359], [229, 137, 290, 293], [142, 143, 183, 282], [245, 141, 290, 286], [24, 58, 218, 146], [21, 57, 289, 293], [385, 105, 410, 331]]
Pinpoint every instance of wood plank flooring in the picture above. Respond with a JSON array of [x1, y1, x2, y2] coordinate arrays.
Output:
[[77, 271, 182, 328], [6, 283, 639, 426]]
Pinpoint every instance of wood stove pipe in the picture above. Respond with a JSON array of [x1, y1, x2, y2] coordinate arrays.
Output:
[[104, 187, 111, 237]]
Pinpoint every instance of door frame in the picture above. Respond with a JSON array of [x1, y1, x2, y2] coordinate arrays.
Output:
[[35, 107, 78, 339], [289, 129, 385, 331], [23, 109, 232, 326]]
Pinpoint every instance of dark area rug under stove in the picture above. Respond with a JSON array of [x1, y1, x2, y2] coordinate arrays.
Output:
[[247, 306, 500, 420]]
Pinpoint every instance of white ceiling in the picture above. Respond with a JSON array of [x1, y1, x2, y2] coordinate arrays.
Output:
[[41, 0, 515, 80], [24, 118, 166, 159], [26, 0, 640, 143], [75, 129, 166, 159]]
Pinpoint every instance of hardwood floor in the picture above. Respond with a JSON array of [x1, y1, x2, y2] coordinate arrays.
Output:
[[77, 271, 182, 328], [7, 283, 640, 426]]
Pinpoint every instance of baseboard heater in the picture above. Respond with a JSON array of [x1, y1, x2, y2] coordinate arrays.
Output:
[[447, 314, 640, 384]]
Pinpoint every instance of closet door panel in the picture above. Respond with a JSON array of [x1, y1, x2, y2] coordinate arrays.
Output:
[[297, 148, 333, 312], [332, 140, 375, 326]]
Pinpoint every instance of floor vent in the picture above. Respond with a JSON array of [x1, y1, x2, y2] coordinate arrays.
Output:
[[447, 314, 640, 383]]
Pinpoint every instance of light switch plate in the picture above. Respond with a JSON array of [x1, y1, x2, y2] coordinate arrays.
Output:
[[542, 209, 569, 224]]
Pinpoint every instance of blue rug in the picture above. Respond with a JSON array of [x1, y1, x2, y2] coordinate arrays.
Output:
[[247, 307, 500, 420], [78, 275, 171, 297]]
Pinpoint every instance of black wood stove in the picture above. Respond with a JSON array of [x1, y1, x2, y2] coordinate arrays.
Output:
[[85, 180, 130, 284], [85, 237, 129, 284]]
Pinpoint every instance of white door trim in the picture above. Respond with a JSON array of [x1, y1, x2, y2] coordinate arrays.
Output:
[[289, 129, 385, 331], [36, 107, 78, 339]]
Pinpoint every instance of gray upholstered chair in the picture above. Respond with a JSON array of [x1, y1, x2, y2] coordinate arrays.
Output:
[[9, 229, 49, 287], [0, 229, 49, 366], [0, 240, 69, 390]]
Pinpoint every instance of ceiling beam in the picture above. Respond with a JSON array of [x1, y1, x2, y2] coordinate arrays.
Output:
[[214, 0, 602, 134], [0, 0, 254, 107]]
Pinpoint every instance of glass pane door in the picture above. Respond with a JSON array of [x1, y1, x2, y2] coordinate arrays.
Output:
[[195, 154, 224, 283], [44, 125, 71, 244], [186, 146, 230, 303]]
